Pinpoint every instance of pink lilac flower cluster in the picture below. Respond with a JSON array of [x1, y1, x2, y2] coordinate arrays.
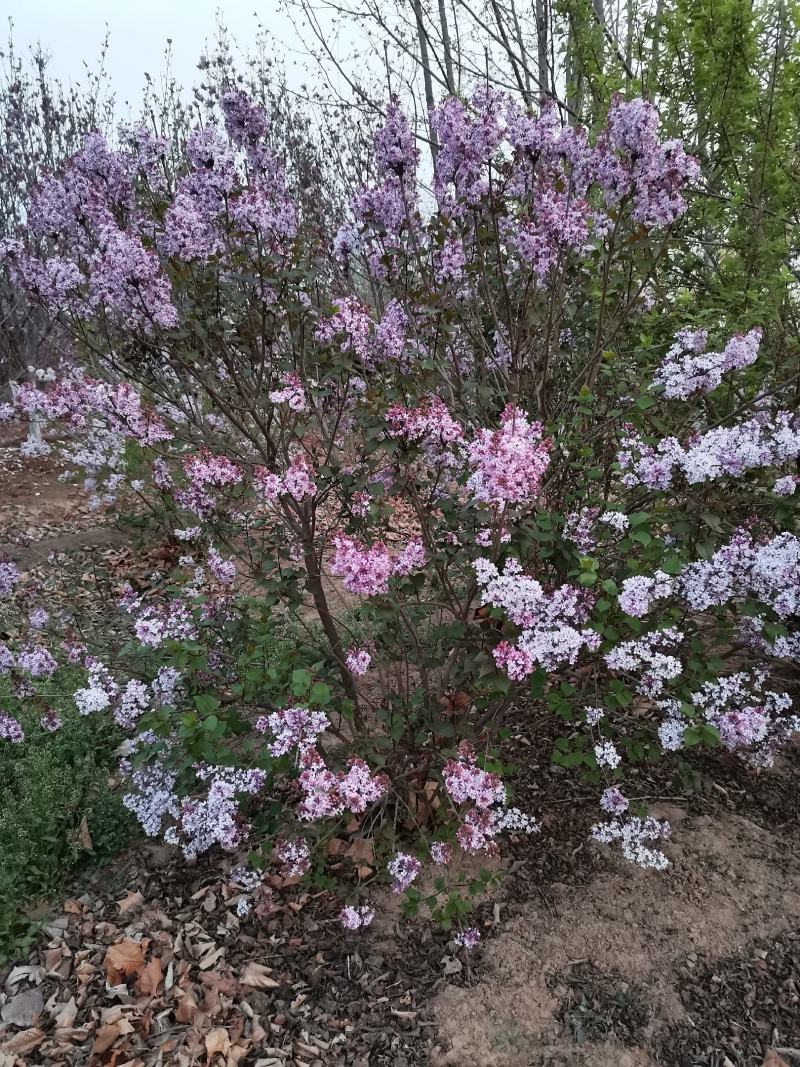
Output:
[[387, 852, 421, 893], [441, 743, 537, 854], [430, 841, 454, 865], [255, 456, 317, 503], [268, 373, 307, 411], [346, 646, 372, 676], [563, 507, 600, 553], [353, 101, 417, 237], [443, 741, 506, 808], [591, 815, 671, 870], [618, 410, 800, 489], [17, 644, 58, 679], [330, 535, 426, 596], [466, 405, 551, 510], [40, 709, 63, 732], [256, 707, 329, 758], [207, 548, 236, 587], [563, 508, 629, 553], [474, 557, 599, 678], [651, 327, 762, 399], [455, 927, 481, 950], [386, 397, 465, 450], [604, 628, 684, 696], [297, 750, 387, 821], [600, 787, 629, 814], [603, 95, 700, 227]]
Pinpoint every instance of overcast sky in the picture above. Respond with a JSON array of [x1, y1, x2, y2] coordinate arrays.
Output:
[[5, 1, 314, 111]]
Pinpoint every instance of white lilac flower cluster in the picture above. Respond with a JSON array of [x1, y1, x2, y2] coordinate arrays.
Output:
[[273, 837, 311, 877], [594, 741, 622, 769], [651, 326, 761, 400], [165, 765, 266, 858], [618, 571, 674, 618], [339, 904, 375, 929], [738, 615, 800, 661], [690, 671, 797, 767], [120, 752, 180, 838], [563, 508, 630, 554], [76, 663, 181, 729], [618, 410, 800, 490], [120, 739, 265, 858], [591, 815, 671, 870], [604, 628, 684, 695], [474, 557, 600, 679], [679, 531, 800, 617]]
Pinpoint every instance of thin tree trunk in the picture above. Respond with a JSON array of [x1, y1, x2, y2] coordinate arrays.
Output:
[[437, 0, 457, 93], [536, 0, 549, 98], [411, 0, 439, 164]]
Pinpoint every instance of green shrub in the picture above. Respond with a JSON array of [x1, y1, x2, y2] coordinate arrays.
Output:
[[0, 678, 131, 956]]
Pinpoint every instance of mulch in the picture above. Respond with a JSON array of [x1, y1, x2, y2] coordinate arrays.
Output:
[[0, 844, 460, 1066]]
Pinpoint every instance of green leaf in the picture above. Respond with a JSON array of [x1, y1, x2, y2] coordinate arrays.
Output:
[[308, 682, 331, 706], [291, 669, 312, 697], [194, 694, 220, 715]]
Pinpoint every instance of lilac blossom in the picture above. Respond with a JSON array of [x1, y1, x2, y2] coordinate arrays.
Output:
[[0, 713, 24, 743], [387, 852, 421, 893], [340, 904, 375, 930]]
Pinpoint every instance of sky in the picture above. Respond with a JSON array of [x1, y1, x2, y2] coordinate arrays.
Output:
[[5, 1, 315, 111]]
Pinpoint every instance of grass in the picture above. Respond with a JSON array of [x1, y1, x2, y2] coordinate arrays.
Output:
[[0, 674, 132, 958]]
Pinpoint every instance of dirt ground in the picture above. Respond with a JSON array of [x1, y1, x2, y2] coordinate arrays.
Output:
[[432, 800, 800, 1066], [1, 438, 799, 1066]]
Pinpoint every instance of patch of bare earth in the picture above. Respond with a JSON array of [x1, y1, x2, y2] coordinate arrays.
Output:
[[431, 804, 800, 1066]]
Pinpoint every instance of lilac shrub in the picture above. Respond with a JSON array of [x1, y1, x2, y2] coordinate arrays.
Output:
[[1, 84, 798, 933]]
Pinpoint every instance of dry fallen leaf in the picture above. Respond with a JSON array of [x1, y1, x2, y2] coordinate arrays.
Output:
[[78, 816, 93, 850], [239, 962, 279, 990], [204, 1027, 231, 1058], [117, 890, 145, 915], [762, 1052, 790, 1067], [134, 957, 162, 997], [53, 996, 78, 1030], [4, 965, 45, 989], [0, 990, 44, 1028], [0, 1027, 45, 1055], [92, 1019, 133, 1056], [104, 940, 146, 985], [174, 986, 200, 1024]]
